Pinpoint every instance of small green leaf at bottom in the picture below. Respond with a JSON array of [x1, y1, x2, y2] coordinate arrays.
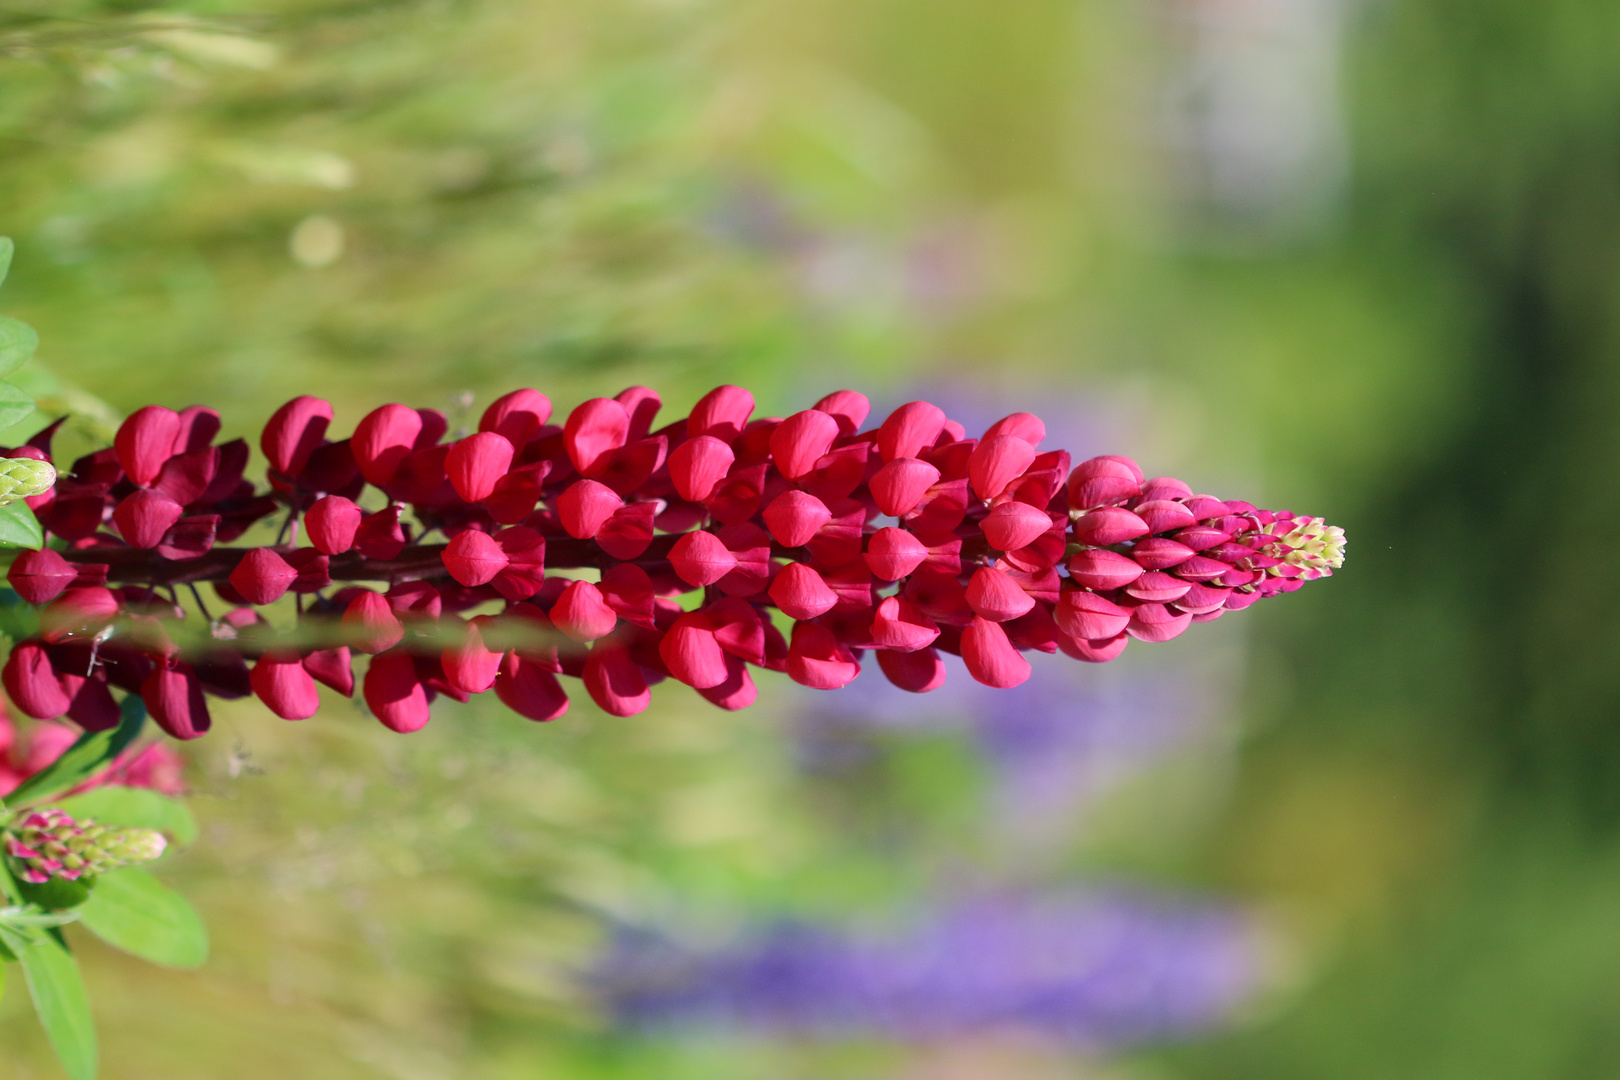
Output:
[[78, 868, 208, 969], [19, 932, 97, 1080], [0, 499, 43, 550]]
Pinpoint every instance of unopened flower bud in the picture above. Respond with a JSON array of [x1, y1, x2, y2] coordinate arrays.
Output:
[[0, 456, 56, 506]]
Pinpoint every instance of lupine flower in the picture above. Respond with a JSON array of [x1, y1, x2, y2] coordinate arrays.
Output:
[[3, 807, 167, 884], [0, 386, 1343, 737], [594, 891, 1262, 1049]]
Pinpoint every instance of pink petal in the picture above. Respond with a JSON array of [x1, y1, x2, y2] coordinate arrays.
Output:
[[343, 591, 406, 654], [564, 397, 630, 476], [877, 401, 947, 462], [669, 530, 739, 587], [686, 385, 755, 441], [2, 641, 71, 719], [769, 563, 839, 620], [870, 595, 940, 652], [876, 646, 946, 692], [961, 616, 1032, 688], [556, 478, 623, 539], [1066, 549, 1144, 591], [980, 500, 1053, 552], [251, 651, 322, 720], [769, 410, 841, 480], [142, 662, 212, 740], [982, 411, 1045, 446], [583, 641, 651, 716], [785, 621, 861, 689], [968, 435, 1038, 501], [115, 405, 181, 486], [114, 489, 184, 549], [551, 581, 618, 642], [352, 403, 423, 486], [1071, 506, 1150, 546], [229, 548, 298, 605], [668, 435, 735, 502], [364, 650, 431, 732], [763, 489, 833, 547], [1053, 590, 1131, 640], [261, 396, 333, 476], [966, 566, 1037, 622], [659, 612, 729, 688], [812, 389, 871, 435], [447, 431, 515, 503], [479, 389, 553, 447], [864, 527, 929, 581], [869, 457, 941, 517], [7, 549, 76, 604], [495, 652, 571, 721], [306, 495, 362, 554]]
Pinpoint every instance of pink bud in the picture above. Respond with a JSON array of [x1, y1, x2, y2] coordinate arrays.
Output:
[[304, 647, 355, 696], [1134, 499, 1197, 534], [1066, 455, 1143, 509], [966, 566, 1038, 622], [1172, 582, 1230, 615], [495, 652, 571, 721], [479, 389, 552, 446], [1173, 556, 1232, 582], [1054, 590, 1131, 640], [869, 457, 941, 517], [343, 591, 405, 654], [551, 581, 618, 642], [364, 650, 431, 732], [1172, 525, 1231, 551], [668, 435, 735, 502], [1071, 507, 1150, 546], [306, 495, 362, 554], [864, 527, 929, 581], [1066, 549, 1143, 591], [251, 651, 322, 720], [3, 642, 70, 718], [687, 385, 755, 441], [813, 389, 871, 434], [143, 662, 212, 739], [7, 549, 76, 604], [770, 410, 841, 480], [564, 398, 630, 476], [447, 431, 515, 503], [785, 621, 861, 689], [41, 588, 120, 644], [659, 612, 729, 688], [229, 548, 298, 605], [1139, 477, 1193, 502], [353, 404, 423, 486], [968, 435, 1038, 500], [114, 489, 184, 549], [115, 405, 181, 486], [870, 595, 940, 652], [1130, 537, 1196, 570], [596, 502, 656, 561], [556, 479, 624, 539], [442, 529, 509, 586], [877, 402, 947, 462], [877, 646, 946, 693], [261, 396, 333, 476], [1126, 601, 1193, 642], [442, 616, 502, 694], [769, 563, 839, 620], [1057, 631, 1129, 663], [961, 616, 1032, 688], [983, 412, 1045, 446], [669, 530, 738, 587], [981, 500, 1053, 552], [1124, 571, 1193, 603], [583, 641, 650, 716], [697, 654, 758, 711], [763, 490, 833, 547], [348, 506, 404, 561]]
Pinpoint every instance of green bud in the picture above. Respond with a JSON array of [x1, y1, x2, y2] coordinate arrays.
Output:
[[0, 456, 55, 506]]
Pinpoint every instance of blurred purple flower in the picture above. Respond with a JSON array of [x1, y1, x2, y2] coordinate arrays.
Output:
[[596, 889, 1262, 1049]]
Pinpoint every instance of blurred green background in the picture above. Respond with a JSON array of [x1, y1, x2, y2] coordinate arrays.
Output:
[[3, 0, 1618, 1076]]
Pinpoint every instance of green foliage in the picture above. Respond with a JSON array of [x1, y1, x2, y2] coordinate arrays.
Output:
[[16, 932, 97, 1080], [0, 501, 44, 550], [0, 586, 40, 640], [78, 869, 208, 970], [0, 316, 36, 379]]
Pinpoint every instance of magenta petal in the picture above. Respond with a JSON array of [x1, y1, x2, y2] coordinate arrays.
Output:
[[556, 478, 624, 539], [564, 397, 631, 476], [114, 489, 184, 549], [668, 435, 735, 502], [769, 410, 841, 481], [2, 641, 71, 719], [229, 548, 298, 605], [870, 595, 940, 652], [7, 549, 76, 604], [981, 500, 1052, 552], [343, 591, 406, 654], [306, 495, 362, 554], [877, 401, 948, 462], [142, 662, 212, 740], [966, 566, 1038, 622], [961, 616, 1032, 688], [864, 527, 929, 581], [479, 388, 553, 447], [660, 612, 729, 689], [769, 563, 839, 620], [115, 405, 181, 487], [447, 431, 516, 503], [583, 641, 651, 716], [812, 389, 871, 435], [353, 403, 423, 486], [686, 385, 755, 441], [763, 489, 833, 547], [983, 411, 1045, 446], [869, 457, 941, 517], [495, 652, 570, 721], [551, 581, 618, 642], [364, 650, 432, 732], [261, 396, 333, 476], [1071, 507, 1150, 546], [1054, 590, 1131, 640], [968, 435, 1038, 500], [1066, 549, 1144, 591], [669, 530, 739, 587], [443, 529, 509, 586], [251, 651, 322, 720], [877, 646, 946, 692]]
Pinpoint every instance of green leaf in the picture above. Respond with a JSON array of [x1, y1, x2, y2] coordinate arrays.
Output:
[[8, 697, 147, 806], [15, 876, 92, 913], [0, 236, 12, 291], [0, 586, 40, 640], [78, 869, 208, 970], [0, 378, 35, 428], [0, 316, 38, 378], [56, 789, 198, 848], [0, 500, 43, 550], [19, 931, 97, 1080], [0, 934, 16, 962]]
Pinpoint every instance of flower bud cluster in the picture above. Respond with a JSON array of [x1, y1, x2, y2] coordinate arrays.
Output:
[[0, 386, 1342, 736], [3, 807, 167, 884]]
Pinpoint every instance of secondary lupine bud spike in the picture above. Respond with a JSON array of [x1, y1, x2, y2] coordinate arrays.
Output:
[[4, 809, 167, 884], [0, 456, 55, 506], [0, 384, 1342, 735]]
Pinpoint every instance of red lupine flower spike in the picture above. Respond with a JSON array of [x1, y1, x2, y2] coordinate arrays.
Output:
[[869, 457, 940, 517], [479, 388, 552, 446], [686, 384, 755, 441], [556, 479, 623, 539], [877, 402, 947, 462], [114, 489, 185, 549], [306, 495, 362, 554], [262, 396, 333, 476], [353, 403, 423, 485], [250, 651, 322, 720], [364, 650, 431, 733], [115, 405, 182, 486], [668, 530, 738, 587], [229, 549, 299, 605], [7, 549, 77, 604], [447, 431, 515, 503]]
